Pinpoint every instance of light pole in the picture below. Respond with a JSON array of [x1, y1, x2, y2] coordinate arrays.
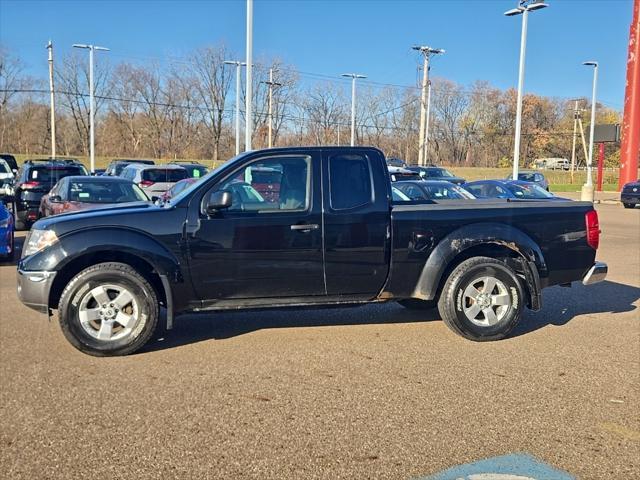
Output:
[[245, 0, 253, 152], [341, 73, 366, 146], [412, 46, 444, 166], [224, 60, 247, 155], [582, 61, 599, 201], [505, 0, 548, 179], [47, 40, 56, 159], [73, 43, 109, 173]]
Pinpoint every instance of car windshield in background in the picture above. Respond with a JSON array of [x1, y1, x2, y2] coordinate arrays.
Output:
[[422, 183, 474, 199], [184, 165, 208, 178], [427, 168, 454, 178], [30, 166, 86, 184], [68, 181, 149, 203], [517, 173, 537, 182], [507, 183, 554, 199], [143, 168, 188, 183]]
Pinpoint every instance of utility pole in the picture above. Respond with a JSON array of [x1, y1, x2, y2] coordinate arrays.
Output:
[[73, 43, 109, 174], [413, 45, 444, 166], [245, 0, 253, 151], [570, 100, 580, 183], [266, 68, 282, 148], [224, 60, 246, 155], [47, 40, 56, 158], [425, 78, 432, 165], [341, 73, 366, 146], [505, 0, 549, 179], [582, 61, 599, 201]]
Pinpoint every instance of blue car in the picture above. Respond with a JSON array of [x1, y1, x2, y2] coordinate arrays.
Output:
[[464, 180, 567, 201], [0, 201, 15, 260]]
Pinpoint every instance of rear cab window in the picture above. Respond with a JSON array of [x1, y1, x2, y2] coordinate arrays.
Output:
[[329, 153, 373, 210], [29, 165, 86, 184]]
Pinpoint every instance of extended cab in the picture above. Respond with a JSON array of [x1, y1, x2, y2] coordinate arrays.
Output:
[[17, 147, 607, 356]]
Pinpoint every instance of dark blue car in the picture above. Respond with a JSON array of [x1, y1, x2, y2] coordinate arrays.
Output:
[[0, 201, 15, 260], [464, 180, 567, 201]]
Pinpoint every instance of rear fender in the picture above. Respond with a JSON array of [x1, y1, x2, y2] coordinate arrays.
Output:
[[413, 223, 547, 308]]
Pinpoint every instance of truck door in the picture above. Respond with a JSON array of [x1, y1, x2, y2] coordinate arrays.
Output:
[[189, 151, 325, 301], [322, 149, 391, 296]]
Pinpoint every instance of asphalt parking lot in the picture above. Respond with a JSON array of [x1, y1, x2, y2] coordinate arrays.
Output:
[[0, 203, 638, 479]]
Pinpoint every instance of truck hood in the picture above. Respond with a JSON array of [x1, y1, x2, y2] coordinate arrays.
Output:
[[33, 201, 159, 231]]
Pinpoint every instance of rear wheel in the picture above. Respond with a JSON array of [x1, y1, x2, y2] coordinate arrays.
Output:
[[438, 256, 525, 341], [58, 262, 159, 356], [623, 203, 635, 209]]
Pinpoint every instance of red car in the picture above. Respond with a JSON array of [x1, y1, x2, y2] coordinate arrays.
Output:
[[39, 176, 149, 217]]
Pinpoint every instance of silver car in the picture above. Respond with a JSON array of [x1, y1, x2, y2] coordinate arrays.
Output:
[[120, 163, 188, 198]]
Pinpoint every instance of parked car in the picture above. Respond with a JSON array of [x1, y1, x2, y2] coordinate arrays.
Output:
[[92, 169, 106, 176], [13, 159, 88, 230], [0, 201, 15, 260], [169, 161, 209, 179], [394, 180, 475, 201], [386, 157, 407, 168], [39, 176, 149, 218], [388, 166, 422, 182], [406, 166, 466, 185], [0, 159, 15, 201], [0, 153, 18, 172], [506, 170, 549, 190], [391, 186, 411, 201], [120, 163, 189, 198], [159, 177, 199, 203], [104, 159, 156, 177], [621, 180, 640, 209], [17, 146, 607, 356], [465, 180, 565, 200]]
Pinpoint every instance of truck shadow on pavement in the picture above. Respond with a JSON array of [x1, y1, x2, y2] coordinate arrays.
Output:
[[143, 280, 638, 352]]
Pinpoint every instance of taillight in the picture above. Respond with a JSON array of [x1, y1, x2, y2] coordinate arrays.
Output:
[[140, 180, 154, 187], [585, 210, 600, 250], [20, 181, 40, 189]]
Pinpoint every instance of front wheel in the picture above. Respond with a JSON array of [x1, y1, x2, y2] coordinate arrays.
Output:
[[438, 256, 525, 341], [58, 262, 159, 356]]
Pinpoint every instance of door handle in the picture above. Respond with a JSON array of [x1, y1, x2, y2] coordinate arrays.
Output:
[[290, 224, 319, 232]]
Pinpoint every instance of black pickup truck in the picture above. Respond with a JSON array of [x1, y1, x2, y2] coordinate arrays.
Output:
[[17, 147, 607, 356]]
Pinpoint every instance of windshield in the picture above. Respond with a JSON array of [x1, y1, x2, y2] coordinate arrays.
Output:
[[517, 173, 537, 182], [421, 183, 474, 199], [67, 180, 149, 203], [391, 187, 411, 201], [0, 161, 9, 174], [29, 166, 86, 184], [143, 168, 188, 183], [426, 168, 454, 178], [506, 183, 554, 199]]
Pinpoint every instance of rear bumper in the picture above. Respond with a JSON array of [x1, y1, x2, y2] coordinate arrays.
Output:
[[582, 262, 608, 286], [17, 269, 56, 313]]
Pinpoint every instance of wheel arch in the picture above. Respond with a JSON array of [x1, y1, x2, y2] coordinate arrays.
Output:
[[412, 223, 546, 309]]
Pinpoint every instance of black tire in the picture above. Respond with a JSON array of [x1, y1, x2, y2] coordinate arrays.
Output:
[[437, 256, 525, 342], [6, 229, 15, 261], [623, 203, 635, 209], [58, 262, 159, 356], [398, 298, 437, 310], [13, 212, 28, 231]]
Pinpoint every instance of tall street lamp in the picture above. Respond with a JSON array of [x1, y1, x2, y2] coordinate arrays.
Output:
[[224, 60, 247, 156], [582, 61, 599, 201], [505, 0, 548, 179], [341, 73, 367, 146], [73, 43, 109, 173]]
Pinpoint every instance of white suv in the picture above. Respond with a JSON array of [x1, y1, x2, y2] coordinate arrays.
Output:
[[120, 163, 188, 198]]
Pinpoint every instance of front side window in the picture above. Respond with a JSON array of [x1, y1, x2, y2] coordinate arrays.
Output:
[[214, 156, 310, 212], [329, 154, 372, 210]]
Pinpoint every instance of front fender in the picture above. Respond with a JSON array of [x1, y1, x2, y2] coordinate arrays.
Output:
[[414, 222, 547, 301], [20, 227, 182, 278]]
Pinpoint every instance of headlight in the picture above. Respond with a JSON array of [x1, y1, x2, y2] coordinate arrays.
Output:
[[23, 229, 59, 257]]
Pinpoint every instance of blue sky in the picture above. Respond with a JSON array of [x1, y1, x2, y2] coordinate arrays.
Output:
[[0, 0, 633, 109]]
